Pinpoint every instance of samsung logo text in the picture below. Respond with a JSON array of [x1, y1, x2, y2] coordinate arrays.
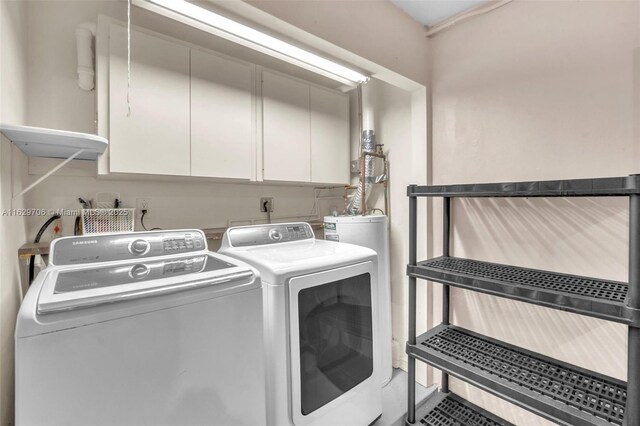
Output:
[[72, 240, 98, 245]]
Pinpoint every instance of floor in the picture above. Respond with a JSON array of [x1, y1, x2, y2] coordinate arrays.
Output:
[[378, 368, 436, 426]]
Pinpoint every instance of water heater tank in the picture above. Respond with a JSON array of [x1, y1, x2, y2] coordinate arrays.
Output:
[[323, 214, 392, 386]]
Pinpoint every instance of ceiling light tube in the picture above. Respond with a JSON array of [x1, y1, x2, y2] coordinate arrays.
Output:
[[133, 0, 369, 86]]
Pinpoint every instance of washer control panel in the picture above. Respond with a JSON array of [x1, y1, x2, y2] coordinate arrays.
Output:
[[53, 254, 237, 294], [227, 223, 314, 247], [51, 230, 207, 266]]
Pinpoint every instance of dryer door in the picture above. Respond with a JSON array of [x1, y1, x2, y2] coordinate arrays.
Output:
[[288, 261, 377, 425]]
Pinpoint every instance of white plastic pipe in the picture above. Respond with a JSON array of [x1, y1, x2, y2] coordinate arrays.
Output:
[[76, 22, 96, 91], [361, 81, 377, 131], [348, 81, 379, 215]]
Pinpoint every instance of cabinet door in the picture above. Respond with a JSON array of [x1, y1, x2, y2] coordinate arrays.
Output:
[[109, 25, 190, 176], [310, 87, 350, 184], [262, 71, 311, 182], [191, 49, 253, 179]]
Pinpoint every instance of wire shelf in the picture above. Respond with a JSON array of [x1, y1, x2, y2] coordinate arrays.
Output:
[[407, 175, 640, 198], [409, 257, 635, 325], [409, 324, 627, 426], [81, 209, 135, 235], [416, 391, 513, 426]]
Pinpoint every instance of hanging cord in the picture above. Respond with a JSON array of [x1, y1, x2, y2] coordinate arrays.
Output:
[[140, 209, 149, 230], [357, 83, 363, 154], [74, 216, 81, 236], [140, 209, 162, 231], [127, 0, 131, 117], [28, 215, 61, 285], [74, 197, 90, 236]]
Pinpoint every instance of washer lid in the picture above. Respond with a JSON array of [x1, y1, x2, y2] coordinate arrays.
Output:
[[37, 254, 253, 314]]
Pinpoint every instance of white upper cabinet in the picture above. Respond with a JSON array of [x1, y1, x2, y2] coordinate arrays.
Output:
[[102, 23, 350, 184], [190, 49, 254, 180], [261, 71, 350, 184], [310, 86, 350, 185], [261, 71, 311, 183], [109, 24, 191, 176]]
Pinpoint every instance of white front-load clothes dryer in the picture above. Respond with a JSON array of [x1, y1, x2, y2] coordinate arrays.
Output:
[[323, 214, 393, 387], [219, 222, 382, 426], [15, 230, 266, 426]]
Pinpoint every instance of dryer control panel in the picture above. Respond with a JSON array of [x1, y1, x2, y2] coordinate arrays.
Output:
[[225, 223, 314, 247], [51, 230, 207, 266]]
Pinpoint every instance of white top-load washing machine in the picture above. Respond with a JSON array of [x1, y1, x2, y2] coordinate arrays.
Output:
[[16, 229, 266, 426], [219, 223, 382, 426]]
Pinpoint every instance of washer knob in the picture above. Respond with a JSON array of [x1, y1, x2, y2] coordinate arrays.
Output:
[[130, 264, 150, 279], [268, 229, 283, 241], [130, 239, 150, 255]]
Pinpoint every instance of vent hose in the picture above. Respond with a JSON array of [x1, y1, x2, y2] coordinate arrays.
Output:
[[347, 130, 376, 215], [29, 215, 61, 285]]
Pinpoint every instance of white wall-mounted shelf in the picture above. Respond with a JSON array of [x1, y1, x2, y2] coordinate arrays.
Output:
[[0, 124, 108, 160], [0, 124, 108, 199]]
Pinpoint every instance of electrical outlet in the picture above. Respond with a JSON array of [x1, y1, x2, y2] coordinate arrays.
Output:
[[136, 198, 151, 216], [50, 217, 63, 239], [260, 197, 274, 213]]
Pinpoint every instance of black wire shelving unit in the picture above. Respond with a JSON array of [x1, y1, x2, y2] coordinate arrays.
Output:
[[405, 175, 640, 426]]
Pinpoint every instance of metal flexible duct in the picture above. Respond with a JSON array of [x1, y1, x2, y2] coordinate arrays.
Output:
[[348, 130, 376, 215]]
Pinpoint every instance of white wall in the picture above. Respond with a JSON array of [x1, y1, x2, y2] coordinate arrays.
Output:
[[383, 82, 430, 380], [429, 1, 640, 423], [0, 0, 29, 424], [349, 79, 429, 380], [24, 175, 333, 245]]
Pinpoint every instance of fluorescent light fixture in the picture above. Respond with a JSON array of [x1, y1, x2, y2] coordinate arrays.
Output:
[[134, 0, 369, 86]]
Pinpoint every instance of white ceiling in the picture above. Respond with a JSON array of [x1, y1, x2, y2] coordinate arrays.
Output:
[[391, 0, 491, 27]]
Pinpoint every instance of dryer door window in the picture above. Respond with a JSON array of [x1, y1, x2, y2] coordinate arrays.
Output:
[[290, 265, 374, 417], [296, 272, 373, 415]]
